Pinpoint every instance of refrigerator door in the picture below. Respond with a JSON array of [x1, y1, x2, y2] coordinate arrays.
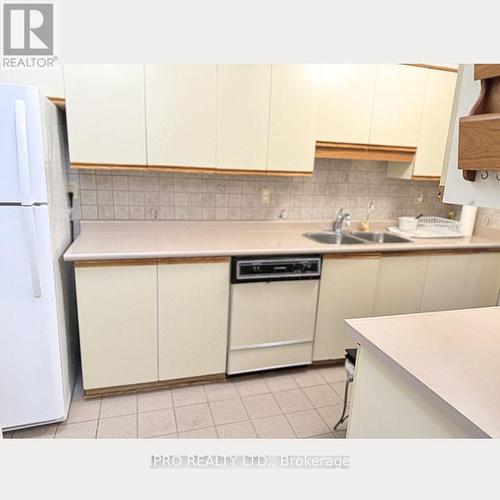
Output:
[[0, 205, 65, 429], [0, 84, 48, 204]]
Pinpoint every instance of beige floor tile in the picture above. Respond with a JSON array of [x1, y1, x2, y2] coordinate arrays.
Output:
[[209, 398, 248, 426], [172, 386, 207, 407], [10, 423, 58, 439], [302, 384, 342, 408], [55, 421, 97, 439], [331, 381, 352, 402], [264, 374, 299, 392], [234, 378, 270, 397], [138, 409, 176, 438], [175, 403, 213, 432], [147, 433, 178, 439], [334, 429, 347, 439], [216, 421, 257, 439], [315, 365, 346, 384], [178, 427, 217, 438], [273, 389, 313, 414], [138, 389, 173, 413], [242, 393, 281, 419], [100, 394, 137, 418], [252, 415, 295, 438], [204, 382, 239, 402], [307, 432, 335, 439], [66, 399, 101, 424], [285, 409, 330, 438], [292, 369, 327, 388], [97, 414, 137, 438], [317, 404, 347, 431]]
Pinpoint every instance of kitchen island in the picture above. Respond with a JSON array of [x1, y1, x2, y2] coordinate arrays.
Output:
[[346, 307, 500, 438]]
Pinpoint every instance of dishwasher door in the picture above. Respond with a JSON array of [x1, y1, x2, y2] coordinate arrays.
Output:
[[227, 280, 319, 375]]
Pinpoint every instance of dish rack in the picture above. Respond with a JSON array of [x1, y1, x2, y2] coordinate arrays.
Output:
[[390, 217, 463, 238]]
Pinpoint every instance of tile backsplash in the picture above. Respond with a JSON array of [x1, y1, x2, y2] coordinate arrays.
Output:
[[476, 207, 500, 231], [67, 159, 458, 235]]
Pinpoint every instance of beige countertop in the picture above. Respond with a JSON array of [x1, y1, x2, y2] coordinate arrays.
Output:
[[63, 220, 500, 261], [347, 307, 500, 438]]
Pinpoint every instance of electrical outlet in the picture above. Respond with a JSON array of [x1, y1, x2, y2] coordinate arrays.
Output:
[[261, 187, 270, 205]]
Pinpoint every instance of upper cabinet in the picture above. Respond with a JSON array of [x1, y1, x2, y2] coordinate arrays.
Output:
[[317, 64, 377, 144], [216, 65, 271, 172], [412, 70, 457, 178], [64, 65, 147, 166], [370, 64, 427, 147], [145, 65, 217, 169], [267, 65, 320, 173], [0, 66, 64, 100]]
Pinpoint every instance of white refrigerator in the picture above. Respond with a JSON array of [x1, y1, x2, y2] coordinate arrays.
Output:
[[0, 83, 77, 430]]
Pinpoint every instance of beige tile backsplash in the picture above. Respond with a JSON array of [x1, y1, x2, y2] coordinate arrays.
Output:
[[68, 158, 457, 235]]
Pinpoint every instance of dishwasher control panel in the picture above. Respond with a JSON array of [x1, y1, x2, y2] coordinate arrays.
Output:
[[231, 255, 321, 283]]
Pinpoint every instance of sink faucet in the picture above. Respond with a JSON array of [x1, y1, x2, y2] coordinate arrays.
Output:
[[333, 208, 351, 233]]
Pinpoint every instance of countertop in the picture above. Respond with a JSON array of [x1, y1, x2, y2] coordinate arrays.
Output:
[[346, 307, 500, 438], [63, 220, 500, 261]]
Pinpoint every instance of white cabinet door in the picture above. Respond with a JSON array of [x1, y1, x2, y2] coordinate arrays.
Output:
[[267, 65, 320, 173], [316, 64, 377, 144], [63, 64, 147, 165], [420, 254, 470, 312], [145, 65, 217, 168], [158, 261, 229, 380], [413, 70, 457, 178], [75, 264, 158, 390], [314, 256, 379, 361], [0, 66, 64, 98], [462, 253, 500, 309], [216, 65, 271, 171], [370, 65, 427, 147], [373, 255, 429, 316]]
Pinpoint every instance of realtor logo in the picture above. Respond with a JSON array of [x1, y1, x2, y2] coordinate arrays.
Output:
[[3, 3, 54, 55]]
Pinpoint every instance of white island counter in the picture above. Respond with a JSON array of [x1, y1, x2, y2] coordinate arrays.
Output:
[[346, 307, 500, 438]]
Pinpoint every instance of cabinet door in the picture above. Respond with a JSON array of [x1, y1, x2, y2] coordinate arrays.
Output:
[[158, 261, 229, 380], [314, 256, 379, 361], [462, 253, 500, 309], [216, 65, 271, 171], [63, 64, 147, 165], [420, 254, 470, 312], [373, 255, 428, 316], [370, 65, 427, 147], [316, 64, 377, 144], [75, 264, 158, 390], [0, 66, 64, 98], [267, 65, 320, 173], [413, 70, 457, 178], [145, 65, 217, 168]]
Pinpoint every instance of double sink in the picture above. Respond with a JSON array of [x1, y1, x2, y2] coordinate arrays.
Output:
[[303, 231, 412, 245]]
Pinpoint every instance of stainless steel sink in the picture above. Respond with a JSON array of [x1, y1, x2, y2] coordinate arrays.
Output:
[[352, 231, 412, 243], [303, 232, 367, 245]]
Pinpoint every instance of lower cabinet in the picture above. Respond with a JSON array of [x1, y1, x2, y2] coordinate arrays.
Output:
[[74, 263, 158, 390], [462, 253, 500, 309], [158, 260, 229, 380], [420, 254, 470, 312], [373, 255, 428, 316], [313, 256, 379, 362]]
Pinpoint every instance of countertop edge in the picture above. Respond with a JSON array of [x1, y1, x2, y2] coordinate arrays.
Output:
[[345, 320, 491, 439], [63, 241, 500, 262]]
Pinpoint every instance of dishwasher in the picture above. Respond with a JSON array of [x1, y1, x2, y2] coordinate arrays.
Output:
[[227, 255, 321, 375]]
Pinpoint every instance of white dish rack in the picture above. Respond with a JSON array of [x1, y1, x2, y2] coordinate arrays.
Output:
[[389, 216, 463, 239]]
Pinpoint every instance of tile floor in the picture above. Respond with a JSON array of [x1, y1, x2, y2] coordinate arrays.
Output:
[[5, 365, 351, 439]]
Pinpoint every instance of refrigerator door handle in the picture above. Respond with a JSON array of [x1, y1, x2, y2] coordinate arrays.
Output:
[[14, 99, 32, 206], [22, 208, 42, 298]]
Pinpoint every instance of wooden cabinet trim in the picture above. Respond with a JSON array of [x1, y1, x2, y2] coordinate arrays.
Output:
[[315, 141, 416, 163]]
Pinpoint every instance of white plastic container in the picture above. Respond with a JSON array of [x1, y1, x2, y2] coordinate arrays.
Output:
[[398, 216, 418, 232]]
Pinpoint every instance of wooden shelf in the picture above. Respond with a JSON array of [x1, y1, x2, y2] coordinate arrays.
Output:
[[315, 141, 416, 163]]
